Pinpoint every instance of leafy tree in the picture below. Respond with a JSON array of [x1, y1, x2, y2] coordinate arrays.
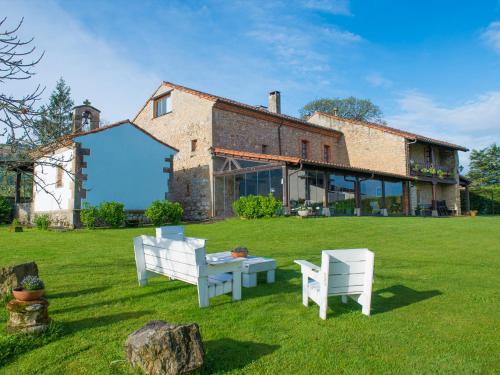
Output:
[[467, 143, 499, 187], [300, 97, 385, 124], [33, 77, 74, 144]]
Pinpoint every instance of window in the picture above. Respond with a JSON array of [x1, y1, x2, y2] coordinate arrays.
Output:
[[154, 93, 171, 117], [56, 165, 63, 188], [300, 140, 309, 159], [262, 144, 268, 154], [424, 145, 432, 164], [323, 145, 330, 162], [191, 139, 197, 152]]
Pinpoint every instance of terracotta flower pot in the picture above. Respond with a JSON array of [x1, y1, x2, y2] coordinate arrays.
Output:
[[470, 210, 478, 217], [12, 288, 45, 301], [231, 248, 248, 258]]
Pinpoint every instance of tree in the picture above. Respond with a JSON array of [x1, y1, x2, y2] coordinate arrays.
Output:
[[467, 143, 500, 187], [0, 18, 74, 206], [33, 77, 74, 144], [300, 97, 385, 124]]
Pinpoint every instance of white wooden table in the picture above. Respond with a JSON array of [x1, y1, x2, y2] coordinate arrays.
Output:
[[206, 252, 277, 288]]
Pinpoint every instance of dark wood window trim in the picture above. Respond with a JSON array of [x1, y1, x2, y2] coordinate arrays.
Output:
[[262, 144, 268, 154], [323, 144, 331, 162], [300, 139, 309, 159]]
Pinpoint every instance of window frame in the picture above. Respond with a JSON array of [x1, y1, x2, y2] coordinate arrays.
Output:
[[300, 139, 309, 159], [261, 144, 268, 154], [153, 92, 172, 118], [191, 139, 198, 152], [323, 144, 331, 162]]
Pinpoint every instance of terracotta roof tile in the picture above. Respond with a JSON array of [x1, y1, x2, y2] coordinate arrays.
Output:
[[211, 147, 413, 180]]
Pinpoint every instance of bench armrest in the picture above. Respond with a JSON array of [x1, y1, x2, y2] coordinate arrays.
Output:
[[204, 259, 243, 276], [294, 259, 321, 281]]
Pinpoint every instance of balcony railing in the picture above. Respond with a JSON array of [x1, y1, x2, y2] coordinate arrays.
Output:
[[409, 160, 456, 180]]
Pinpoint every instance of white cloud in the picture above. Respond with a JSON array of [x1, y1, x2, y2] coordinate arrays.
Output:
[[303, 0, 351, 15], [365, 72, 392, 88], [1, 0, 159, 124], [480, 21, 500, 54], [387, 91, 500, 168]]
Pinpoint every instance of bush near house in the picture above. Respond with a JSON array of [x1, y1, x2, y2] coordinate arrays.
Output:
[[0, 196, 12, 223], [34, 214, 51, 230], [80, 203, 99, 229], [144, 200, 183, 226], [98, 201, 125, 228], [233, 194, 282, 219]]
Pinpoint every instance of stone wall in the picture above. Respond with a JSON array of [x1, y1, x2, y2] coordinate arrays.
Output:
[[212, 107, 342, 162], [308, 113, 407, 175], [133, 84, 214, 220]]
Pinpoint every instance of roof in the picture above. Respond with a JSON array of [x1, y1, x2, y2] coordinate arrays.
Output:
[[134, 81, 342, 138], [311, 112, 468, 152], [211, 147, 413, 181], [73, 120, 179, 152], [33, 120, 179, 157]]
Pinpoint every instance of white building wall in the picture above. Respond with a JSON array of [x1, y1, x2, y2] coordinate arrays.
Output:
[[33, 148, 74, 212]]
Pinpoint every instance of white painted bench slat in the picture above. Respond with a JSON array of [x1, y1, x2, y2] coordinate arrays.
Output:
[[134, 234, 242, 308], [295, 249, 374, 320]]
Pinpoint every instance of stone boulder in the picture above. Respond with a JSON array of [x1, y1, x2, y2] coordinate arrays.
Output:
[[0, 261, 38, 298], [6, 298, 50, 334], [125, 320, 204, 375]]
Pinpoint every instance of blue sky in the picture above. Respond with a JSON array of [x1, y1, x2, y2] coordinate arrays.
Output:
[[2, 0, 500, 167]]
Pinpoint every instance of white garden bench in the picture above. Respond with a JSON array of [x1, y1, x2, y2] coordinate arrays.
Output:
[[133, 235, 242, 308], [295, 249, 374, 320]]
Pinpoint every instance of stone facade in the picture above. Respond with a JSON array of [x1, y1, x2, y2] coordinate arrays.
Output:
[[307, 113, 407, 175], [134, 86, 214, 220]]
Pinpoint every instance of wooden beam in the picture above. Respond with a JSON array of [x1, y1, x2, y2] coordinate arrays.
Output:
[[213, 163, 283, 177]]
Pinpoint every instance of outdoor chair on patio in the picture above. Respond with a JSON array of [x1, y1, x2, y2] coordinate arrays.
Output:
[[295, 249, 374, 320], [133, 235, 242, 308]]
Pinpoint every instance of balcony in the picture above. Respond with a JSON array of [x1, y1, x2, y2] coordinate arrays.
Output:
[[409, 160, 456, 180]]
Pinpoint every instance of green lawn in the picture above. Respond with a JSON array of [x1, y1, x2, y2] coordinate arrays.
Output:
[[1, 217, 499, 374]]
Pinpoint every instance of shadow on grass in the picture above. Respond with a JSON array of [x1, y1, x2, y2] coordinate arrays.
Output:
[[47, 286, 110, 299], [371, 284, 442, 315], [0, 311, 151, 368], [203, 338, 279, 373], [326, 284, 442, 317], [51, 285, 185, 315]]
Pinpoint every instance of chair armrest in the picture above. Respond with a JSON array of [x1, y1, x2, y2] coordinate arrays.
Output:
[[294, 260, 321, 281], [294, 260, 320, 272], [204, 259, 243, 276]]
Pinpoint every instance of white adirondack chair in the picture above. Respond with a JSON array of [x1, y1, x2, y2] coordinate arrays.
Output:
[[156, 226, 184, 240], [295, 249, 374, 320], [134, 235, 242, 308]]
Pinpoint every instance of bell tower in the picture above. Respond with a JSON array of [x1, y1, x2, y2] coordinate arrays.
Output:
[[72, 101, 100, 133]]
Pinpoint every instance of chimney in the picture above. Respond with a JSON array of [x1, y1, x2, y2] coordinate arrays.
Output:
[[72, 101, 101, 133], [268, 91, 281, 114]]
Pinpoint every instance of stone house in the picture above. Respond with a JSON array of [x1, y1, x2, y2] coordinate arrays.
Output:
[[132, 81, 468, 220], [23, 105, 177, 227]]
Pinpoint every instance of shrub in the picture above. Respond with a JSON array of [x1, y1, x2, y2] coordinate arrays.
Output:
[[34, 214, 51, 230], [98, 201, 125, 228], [145, 200, 184, 226], [0, 196, 12, 223], [20, 275, 44, 290], [80, 202, 99, 229], [233, 194, 282, 219]]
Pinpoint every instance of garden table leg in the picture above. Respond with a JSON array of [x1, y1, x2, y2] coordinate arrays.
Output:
[[266, 270, 275, 283], [242, 273, 257, 288]]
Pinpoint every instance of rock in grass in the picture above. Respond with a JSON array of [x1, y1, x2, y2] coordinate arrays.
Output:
[[125, 320, 204, 375], [6, 298, 50, 334], [0, 262, 38, 298]]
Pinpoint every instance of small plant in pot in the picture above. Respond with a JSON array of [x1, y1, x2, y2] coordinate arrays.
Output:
[[231, 246, 249, 258], [297, 205, 310, 217], [13, 275, 45, 301]]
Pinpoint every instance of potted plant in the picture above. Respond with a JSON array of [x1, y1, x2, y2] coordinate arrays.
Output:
[[12, 275, 45, 301], [470, 210, 478, 218], [297, 205, 310, 217], [9, 218, 23, 233], [231, 246, 249, 258]]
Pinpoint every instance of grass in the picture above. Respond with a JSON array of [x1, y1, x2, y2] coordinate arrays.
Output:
[[0, 216, 499, 374]]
